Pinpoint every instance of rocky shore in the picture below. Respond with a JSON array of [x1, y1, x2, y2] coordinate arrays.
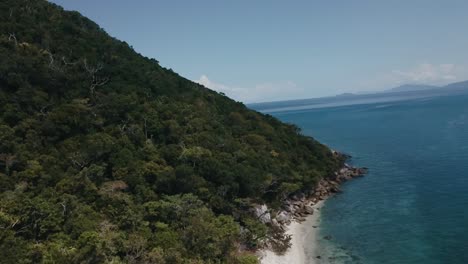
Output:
[[278, 163, 367, 226], [255, 157, 368, 246], [257, 159, 368, 263], [256, 154, 368, 263]]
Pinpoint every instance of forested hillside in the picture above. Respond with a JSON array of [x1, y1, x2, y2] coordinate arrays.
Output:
[[0, 1, 342, 263]]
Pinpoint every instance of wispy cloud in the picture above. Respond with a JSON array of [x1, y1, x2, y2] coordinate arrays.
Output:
[[197, 63, 468, 101], [194, 75, 303, 103], [391, 63, 463, 84], [360, 63, 468, 92], [195, 75, 231, 94]]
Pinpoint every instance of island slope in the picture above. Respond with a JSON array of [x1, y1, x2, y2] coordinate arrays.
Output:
[[0, 1, 343, 263]]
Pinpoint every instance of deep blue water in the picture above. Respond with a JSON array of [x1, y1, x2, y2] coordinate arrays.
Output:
[[262, 93, 468, 263]]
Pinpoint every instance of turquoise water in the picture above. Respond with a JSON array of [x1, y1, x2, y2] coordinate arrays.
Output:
[[262, 93, 468, 263]]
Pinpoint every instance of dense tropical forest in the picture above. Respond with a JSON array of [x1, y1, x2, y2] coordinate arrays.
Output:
[[0, 1, 343, 263]]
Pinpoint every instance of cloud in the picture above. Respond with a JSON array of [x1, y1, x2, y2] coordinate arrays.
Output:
[[195, 75, 231, 93], [196, 63, 468, 101], [194, 75, 302, 103], [391, 63, 463, 84], [360, 63, 468, 92]]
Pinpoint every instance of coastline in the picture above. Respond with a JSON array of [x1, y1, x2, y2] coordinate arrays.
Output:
[[259, 200, 324, 264], [257, 160, 368, 264]]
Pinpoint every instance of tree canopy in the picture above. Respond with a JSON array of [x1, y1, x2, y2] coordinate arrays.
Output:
[[0, 1, 342, 263]]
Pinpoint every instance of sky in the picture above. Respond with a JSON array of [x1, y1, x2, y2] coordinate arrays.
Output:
[[50, 0, 468, 103]]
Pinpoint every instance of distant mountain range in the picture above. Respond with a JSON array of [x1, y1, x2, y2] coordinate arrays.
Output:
[[444, 80, 468, 90], [386, 84, 439, 93], [250, 80, 468, 112], [384, 80, 468, 93], [330, 80, 468, 98]]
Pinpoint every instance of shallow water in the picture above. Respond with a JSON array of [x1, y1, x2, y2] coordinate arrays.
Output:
[[259, 92, 468, 263]]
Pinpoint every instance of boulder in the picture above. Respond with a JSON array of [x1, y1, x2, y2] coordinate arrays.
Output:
[[254, 204, 271, 224], [253, 204, 267, 217], [292, 201, 302, 206], [304, 205, 314, 214], [293, 193, 305, 201], [284, 204, 293, 212], [259, 212, 271, 224], [330, 186, 341, 193], [271, 218, 279, 227], [276, 211, 291, 223]]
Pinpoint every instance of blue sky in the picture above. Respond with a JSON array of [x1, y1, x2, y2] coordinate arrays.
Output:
[[50, 0, 468, 103]]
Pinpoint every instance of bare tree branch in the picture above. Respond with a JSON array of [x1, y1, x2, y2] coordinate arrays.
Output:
[[83, 59, 109, 97], [143, 117, 148, 140], [11, 219, 19, 228], [60, 202, 67, 216], [8, 33, 17, 46], [119, 120, 129, 134], [24, 5, 31, 14], [43, 50, 69, 72], [39, 103, 53, 116], [44, 49, 55, 68], [69, 152, 87, 169], [61, 56, 78, 66], [0, 154, 16, 175]]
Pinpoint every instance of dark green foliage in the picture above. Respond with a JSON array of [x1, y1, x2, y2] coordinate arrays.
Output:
[[0, 0, 342, 262]]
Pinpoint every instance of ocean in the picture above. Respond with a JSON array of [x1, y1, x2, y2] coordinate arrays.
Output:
[[254, 91, 468, 263]]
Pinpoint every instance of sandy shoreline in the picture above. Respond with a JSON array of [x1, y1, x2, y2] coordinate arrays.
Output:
[[259, 201, 324, 264], [257, 161, 367, 264]]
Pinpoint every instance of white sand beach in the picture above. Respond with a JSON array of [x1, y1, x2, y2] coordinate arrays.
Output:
[[259, 201, 324, 264]]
